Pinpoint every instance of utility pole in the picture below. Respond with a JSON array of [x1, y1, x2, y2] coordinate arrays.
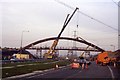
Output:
[[73, 31, 77, 48]]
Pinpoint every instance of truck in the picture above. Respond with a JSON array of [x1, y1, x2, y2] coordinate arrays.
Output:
[[97, 51, 111, 65]]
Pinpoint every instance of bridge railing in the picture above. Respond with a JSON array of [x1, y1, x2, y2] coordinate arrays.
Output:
[[26, 46, 98, 51]]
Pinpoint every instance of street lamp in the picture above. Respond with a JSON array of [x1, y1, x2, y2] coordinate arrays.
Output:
[[110, 45, 115, 51], [20, 30, 29, 59]]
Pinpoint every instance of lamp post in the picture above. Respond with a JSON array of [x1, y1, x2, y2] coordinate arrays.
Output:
[[20, 30, 29, 59], [110, 45, 115, 51]]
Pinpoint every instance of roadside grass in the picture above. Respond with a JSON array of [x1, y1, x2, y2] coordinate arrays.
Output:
[[2, 60, 71, 78]]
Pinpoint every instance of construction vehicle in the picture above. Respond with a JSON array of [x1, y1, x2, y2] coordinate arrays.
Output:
[[70, 37, 91, 69], [76, 45, 91, 66], [97, 51, 111, 65], [43, 7, 79, 59]]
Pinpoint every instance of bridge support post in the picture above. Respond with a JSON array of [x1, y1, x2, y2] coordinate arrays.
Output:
[[36, 48, 42, 59], [40, 49, 42, 58], [68, 50, 73, 59], [36, 49, 39, 59]]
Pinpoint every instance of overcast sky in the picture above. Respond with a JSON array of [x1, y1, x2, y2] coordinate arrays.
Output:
[[1, 0, 120, 51]]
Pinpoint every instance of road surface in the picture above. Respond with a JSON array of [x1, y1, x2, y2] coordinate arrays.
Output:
[[6, 61, 120, 80]]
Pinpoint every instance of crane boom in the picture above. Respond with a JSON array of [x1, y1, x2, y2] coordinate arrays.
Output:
[[44, 7, 79, 59], [57, 7, 79, 39], [53, 14, 70, 50]]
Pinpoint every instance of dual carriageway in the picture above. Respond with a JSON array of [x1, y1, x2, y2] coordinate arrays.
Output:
[[2, 5, 120, 79]]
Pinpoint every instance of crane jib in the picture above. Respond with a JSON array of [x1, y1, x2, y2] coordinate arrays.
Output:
[[45, 7, 79, 59], [57, 7, 79, 39], [54, 7, 78, 50]]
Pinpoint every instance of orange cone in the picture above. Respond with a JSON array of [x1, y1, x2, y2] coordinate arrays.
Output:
[[114, 62, 116, 67], [55, 64, 59, 69], [82, 63, 84, 69], [86, 64, 88, 69]]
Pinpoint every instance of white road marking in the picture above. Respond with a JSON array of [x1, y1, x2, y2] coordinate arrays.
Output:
[[28, 72, 48, 78], [33, 70, 43, 73], [107, 66, 115, 79], [28, 75, 36, 78], [43, 63, 49, 64], [17, 65, 24, 67], [2, 66, 14, 69]]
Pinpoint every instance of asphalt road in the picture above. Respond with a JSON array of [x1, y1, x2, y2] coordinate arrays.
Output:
[[6, 61, 120, 80]]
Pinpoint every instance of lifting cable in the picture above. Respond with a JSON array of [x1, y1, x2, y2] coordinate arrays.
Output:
[[55, 0, 119, 32], [76, 8, 79, 37], [111, 0, 120, 7]]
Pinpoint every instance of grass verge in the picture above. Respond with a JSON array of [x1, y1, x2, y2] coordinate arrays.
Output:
[[2, 60, 71, 78], [2, 59, 55, 67]]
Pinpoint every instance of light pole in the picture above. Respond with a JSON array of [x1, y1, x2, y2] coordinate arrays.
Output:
[[110, 45, 115, 51], [20, 30, 29, 59]]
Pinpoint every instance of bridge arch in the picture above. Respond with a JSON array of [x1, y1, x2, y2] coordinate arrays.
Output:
[[24, 37, 105, 52]]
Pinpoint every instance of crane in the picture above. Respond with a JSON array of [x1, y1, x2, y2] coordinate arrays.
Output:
[[43, 7, 79, 59]]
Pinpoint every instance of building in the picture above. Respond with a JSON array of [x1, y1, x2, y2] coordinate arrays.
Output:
[[2, 48, 36, 60], [13, 54, 29, 59]]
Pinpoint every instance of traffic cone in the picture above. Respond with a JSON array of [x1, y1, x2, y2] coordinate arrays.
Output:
[[86, 64, 88, 69], [82, 63, 84, 69], [55, 64, 59, 69], [114, 62, 116, 67]]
